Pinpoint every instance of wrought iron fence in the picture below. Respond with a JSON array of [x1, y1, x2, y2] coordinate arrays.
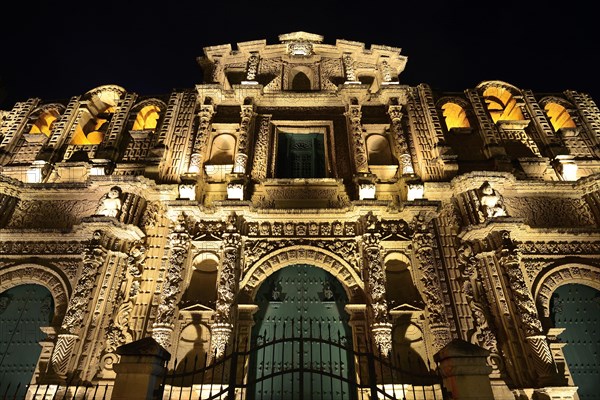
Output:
[[0, 381, 112, 400], [159, 319, 447, 400]]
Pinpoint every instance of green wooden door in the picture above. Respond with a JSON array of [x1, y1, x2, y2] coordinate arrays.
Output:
[[250, 264, 354, 400], [0, 284, 54, 397], [551, 284, 600, 400]]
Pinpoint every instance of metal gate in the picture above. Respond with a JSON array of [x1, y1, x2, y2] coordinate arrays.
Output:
[[159, 321, 446, 400]]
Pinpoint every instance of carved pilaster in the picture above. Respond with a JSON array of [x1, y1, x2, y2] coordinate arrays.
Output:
[[251, 115, 271, 180], [245, 53, 260, 82], [497, 232, 558, 385], [105, 243, 146, 354], [345, 105, 369, 174], [152, 214, 190, 349], [457, 242, 502, 374], [189, 104, 216, 174], [387, 105, 414, 175], [233, 105, 255, 174], [361, 214, 391, 356], [211, 213, 241, 358], [411, 214, 451, 352], [51, 231, 106, 378], [342, 54, 358, 83]]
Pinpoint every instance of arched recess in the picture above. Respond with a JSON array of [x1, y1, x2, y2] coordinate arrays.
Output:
[[288, 66, 314, 91], [131, 105, 162, 131], [0, 263, 71, 328], [540, 97, 577, 131], [533, 262, 600, 319], [208, 133, 236, 164], [173, 322, 211, 378], [440, 101, 471, 130], [478, 81, 525, 123], [180, 252, 219, 309], [28, 105, 64, 137], [366, 134, 394, 165], [240, 245, 364, 303], [383, 252, 422, 308]]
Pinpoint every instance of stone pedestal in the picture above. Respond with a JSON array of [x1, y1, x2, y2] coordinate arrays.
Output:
[[434, 339, 494, 400], [112, 337, 171, 400]]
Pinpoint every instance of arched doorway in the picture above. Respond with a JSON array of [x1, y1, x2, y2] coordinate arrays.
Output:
[[249, 264, 355, 400], [0, 284, 54, 396], [550, 284, 600, 399]]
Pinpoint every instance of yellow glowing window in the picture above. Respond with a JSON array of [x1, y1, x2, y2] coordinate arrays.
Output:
[[544, 102, 576, 131], [29, 110, 60, 136], [132, 105, 161, 131], [70, 117, 107, 145], [483, 87, 524, 123], [442, 102, 470, 130]]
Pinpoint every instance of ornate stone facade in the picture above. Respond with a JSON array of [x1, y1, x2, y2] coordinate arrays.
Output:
[[1, 32, 599, 399]]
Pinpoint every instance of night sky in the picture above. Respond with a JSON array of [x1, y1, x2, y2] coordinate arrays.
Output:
[[1, 1, 597, 110]]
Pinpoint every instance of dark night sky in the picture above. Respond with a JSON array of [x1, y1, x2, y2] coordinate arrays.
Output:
[[0, 1, 597, 110]]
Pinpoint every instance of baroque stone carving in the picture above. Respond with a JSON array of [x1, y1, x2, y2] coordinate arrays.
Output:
[[411, 214, 449, 351], [95, 186, 123, 217], [387, 105, 414, 175], [152, 214, 190, 349], [477, 181, 507, 220], [505, 196, 595, 227], [346, 105, 369, 173]]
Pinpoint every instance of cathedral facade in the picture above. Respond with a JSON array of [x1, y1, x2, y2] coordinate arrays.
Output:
[[0, 32, 598, 399]]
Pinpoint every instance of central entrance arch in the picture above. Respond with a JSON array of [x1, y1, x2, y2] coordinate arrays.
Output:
[[249, 264, 355, 400]]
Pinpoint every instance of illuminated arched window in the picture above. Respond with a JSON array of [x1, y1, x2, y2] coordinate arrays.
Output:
[[544, 102, 576, 131], [208, 134, 236, 164], [483, 87, 525, 123], [366, 134, 393, 165], [29, 109, 61, 136], [442, 102, 470, 130], [70, 114, 110, 145], [132, 105, 161, 131]]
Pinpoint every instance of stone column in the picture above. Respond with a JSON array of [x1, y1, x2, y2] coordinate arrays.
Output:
[[342, 54, 359, 84], [151, 214, 190, 350], [210, 213, 241, 358], [346, 104, 369, 174], [112, 337, 170, 400], [232, 104, 255, 174], [434, 339, 494, 400], [497, 232, 558, 386], [361, 213, 392, 356], [50, 230, 106, 380], [411, 213, 451, 352], [387, 105, 414, 175], [188, 104, 216, 174]]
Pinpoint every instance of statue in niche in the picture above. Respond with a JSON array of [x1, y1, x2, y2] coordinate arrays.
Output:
[[96, 186, 123, 217], [478, 181, 507, 219]]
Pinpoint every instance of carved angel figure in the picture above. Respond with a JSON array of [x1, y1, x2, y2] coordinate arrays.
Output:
[[96, 186, 122, 217], [478, 182, 507, 219]]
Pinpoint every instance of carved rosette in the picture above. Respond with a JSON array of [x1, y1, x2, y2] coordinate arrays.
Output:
[[346, 105, 369, 173], [152, 214, 190, 349], [189, 105, 216, 173], [233, 105, 255, 174], [411, 215, 449, 351], [52, 231, 106, 377], [387, 105, 414, 175]]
